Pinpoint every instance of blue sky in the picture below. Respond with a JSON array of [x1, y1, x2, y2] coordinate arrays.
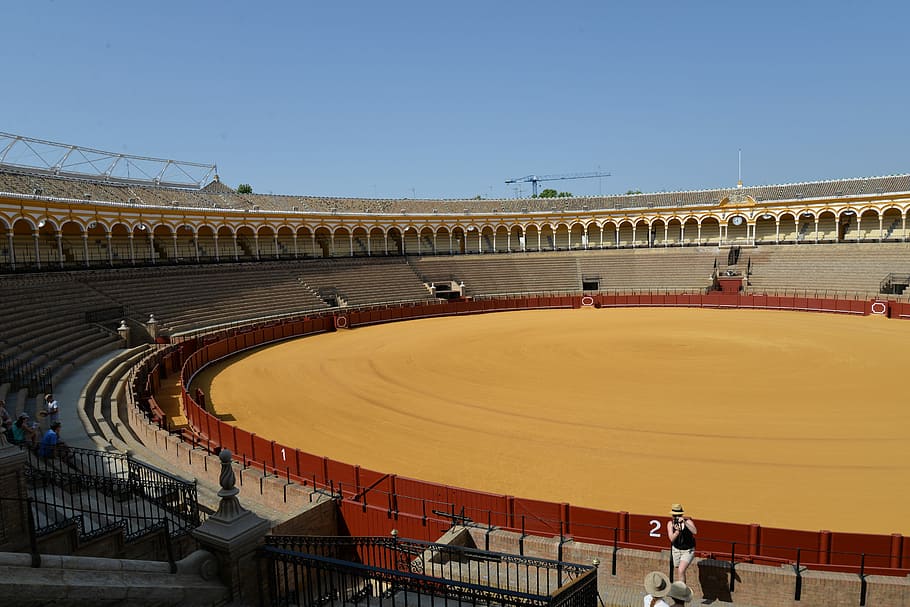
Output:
[[4, 1, 910, 199]]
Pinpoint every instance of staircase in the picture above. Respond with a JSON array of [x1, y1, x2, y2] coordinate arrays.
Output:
[[20, 443, 201, 558]]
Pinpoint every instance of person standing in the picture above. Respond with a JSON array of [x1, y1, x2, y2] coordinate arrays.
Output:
[[667, 503, 697, 582], [44, 393, 59, 426], [642, 571, 671, 607]]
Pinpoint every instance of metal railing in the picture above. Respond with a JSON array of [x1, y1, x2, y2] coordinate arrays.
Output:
[[880, 272, 910, 294], [0, 353, 52, 397], [260, 535, 598, 607], [24, 444, 200, 539], [0, 495, 179, 572]]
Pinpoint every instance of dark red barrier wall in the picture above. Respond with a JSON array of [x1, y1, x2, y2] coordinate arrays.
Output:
[[173, 294, 907, 576]]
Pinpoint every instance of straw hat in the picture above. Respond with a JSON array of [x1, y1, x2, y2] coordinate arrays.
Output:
[[670, 504, 685, 517], [643, 571, 671, 597], [667, 581, 693, 603]]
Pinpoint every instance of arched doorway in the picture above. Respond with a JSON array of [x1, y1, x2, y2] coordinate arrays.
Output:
[[110, 223, 131, 265]]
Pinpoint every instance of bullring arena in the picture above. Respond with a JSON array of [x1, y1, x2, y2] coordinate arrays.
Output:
[[1, 133, 910, 606], [193, 307, 910, 537]]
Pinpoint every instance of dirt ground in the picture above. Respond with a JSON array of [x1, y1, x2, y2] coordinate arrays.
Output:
[[190, 308, 910, 535]]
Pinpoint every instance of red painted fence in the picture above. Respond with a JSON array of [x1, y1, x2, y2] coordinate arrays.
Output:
[[173, 293, 910, 576]]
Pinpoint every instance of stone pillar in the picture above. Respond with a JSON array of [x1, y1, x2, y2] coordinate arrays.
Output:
[[192, 449, 270, 603], [117, 320, 131, 347], [0, 431, 30, 553], [56, 233, 64, 269], [146, 314, 159, 340], [32, 231, 41, 269]]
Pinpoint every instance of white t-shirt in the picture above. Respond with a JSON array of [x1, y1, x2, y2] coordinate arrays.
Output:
[[643, 596, 671, 607]]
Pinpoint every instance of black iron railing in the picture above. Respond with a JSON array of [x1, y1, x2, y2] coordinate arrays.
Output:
[[0, 353, 52, 397], [0, 495, 178, 572], [261, 535, 598, 607], [880, 273, 910, 294], [24, 445, 200, 539]]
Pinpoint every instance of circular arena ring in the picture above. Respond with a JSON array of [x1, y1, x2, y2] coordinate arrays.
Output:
[[176, 293, 910, 577]]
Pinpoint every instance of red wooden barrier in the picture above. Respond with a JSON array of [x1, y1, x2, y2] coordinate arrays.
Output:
[[759, 526, 820, 562], [446, 487, 510, 528], [626, 513, 666, 549], [233, 428, 254, 461], [251, 434, 274, 469], [695, 519, 753, 556], [830, 531, 894, 568], [293, 450, 328, 487], [325, 459, 358, 491], [568, 506, 622, 543], [511, 497, 563, 536]]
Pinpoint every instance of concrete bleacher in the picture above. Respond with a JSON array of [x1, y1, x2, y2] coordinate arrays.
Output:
[[414, 248, 718, 296], [78, 262, 330, 335], [745, 242, 910, 297], [298, 258, 432, 306], [414, 254, 578, 296], [576, 247, 716, 291], [0, 274, 123, 394]]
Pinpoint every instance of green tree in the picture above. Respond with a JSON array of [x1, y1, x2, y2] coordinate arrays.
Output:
[[534, 188, 572, 198], [237, 183, 253, 194], [624, 189, 642, 195]]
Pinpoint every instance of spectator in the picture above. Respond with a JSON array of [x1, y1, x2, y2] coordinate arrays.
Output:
[[38, 421, 70, 460], [643, 571, 671, 607], [666, 581, 693, 605], [44, 393, 59, 425], [11, 413, 38, 447], [667, 504, 698, 581]]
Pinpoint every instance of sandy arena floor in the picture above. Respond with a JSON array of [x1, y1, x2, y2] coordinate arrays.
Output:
[[191, 308, 910, 535]]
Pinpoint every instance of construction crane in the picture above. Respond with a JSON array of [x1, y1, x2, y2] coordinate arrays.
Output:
[[504, 171, 611, 197]]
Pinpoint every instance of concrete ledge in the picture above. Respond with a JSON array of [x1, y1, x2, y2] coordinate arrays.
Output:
[[0, 549, 228, 607]]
